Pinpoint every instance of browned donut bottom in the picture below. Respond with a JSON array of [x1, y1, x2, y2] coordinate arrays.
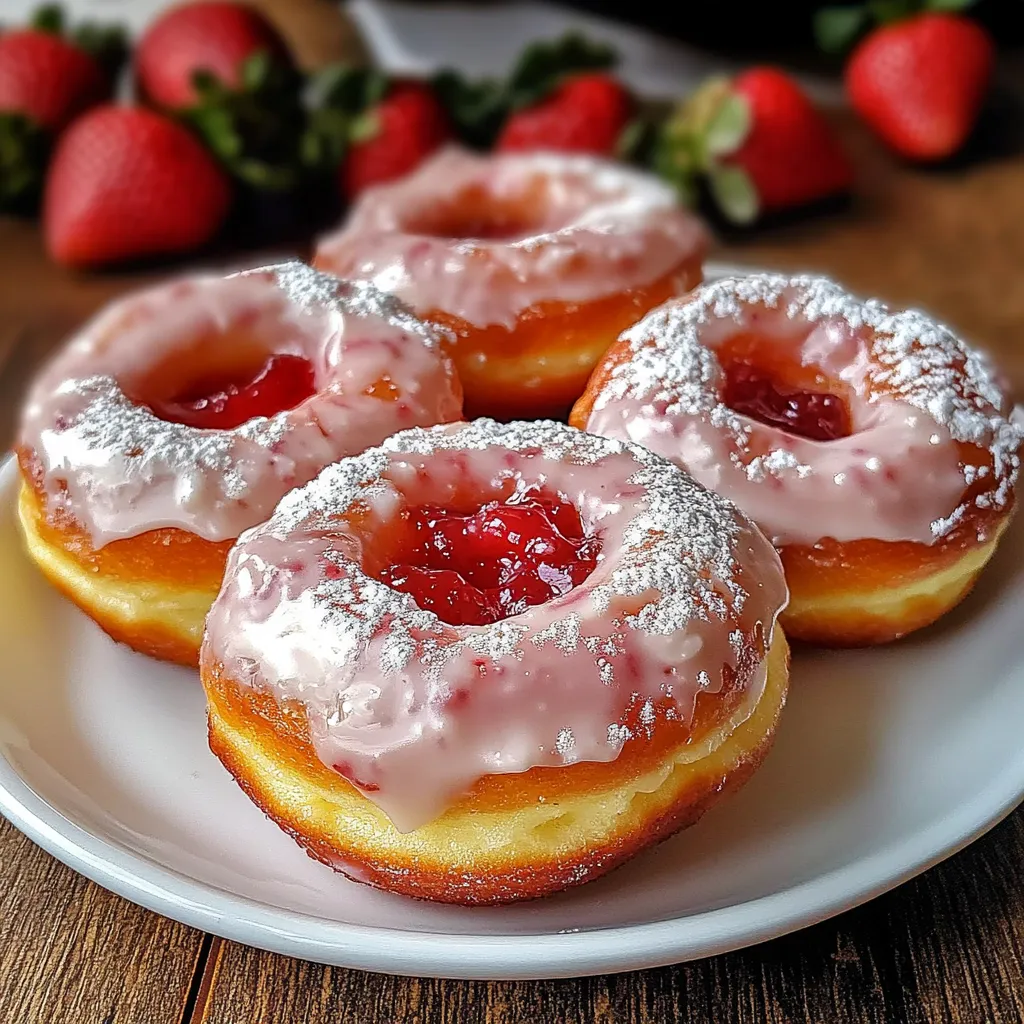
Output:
[[16, 456, 229, 666], [202, 631, 790, 905]]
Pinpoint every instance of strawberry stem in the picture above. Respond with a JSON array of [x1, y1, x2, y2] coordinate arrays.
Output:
[[181, 51, 310, 191], [0, 112, 50, 213], [814, 0, 979, 54], [432, 32, 618, 149], [25, 4, 127, 80]]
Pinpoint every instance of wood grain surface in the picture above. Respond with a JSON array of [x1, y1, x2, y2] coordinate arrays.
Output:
[[0, 819, 204, 1024], [193, 807, 1024, 1024], [4, 4, 1024, 1022]]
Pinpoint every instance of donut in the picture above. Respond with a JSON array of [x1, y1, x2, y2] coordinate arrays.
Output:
[[571, 274, 1023, 646], [313, 147, 707, 420], [200, 419, 789, 904], [16, 262, 463, 666]]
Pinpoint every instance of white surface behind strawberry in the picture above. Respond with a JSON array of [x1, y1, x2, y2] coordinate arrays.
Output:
[[3, 0, 842, 101], [347, 0, 840, 102]]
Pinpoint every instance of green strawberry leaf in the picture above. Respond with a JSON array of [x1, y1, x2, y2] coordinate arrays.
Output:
[[26, 6, 127, 80], [0, 112, 50, 213], [241, 50, 273, 93], [72, 21, 128, 80], [188, 104, 243, 159], [307, 64, 389, 116], [649, 110, 704, 208], [300, 106, 349, 170], [707, 163, 759, 224], [347, 109, 379, 144], [865, 0, 917, 23], [29, 4, 64, 34], [616, 117, 655, 163], [506, 32, 617, 109], [433, 32, 618, 148], [704, 93, 751, 157], [300, 65, 390, 176], [813, 6, 869, 54], [182, 55, 309, 193], [191, 68, 227, 101], [431, 70, 507, 148], [232, 156, 297, 191], [925, 0, 978, 10]]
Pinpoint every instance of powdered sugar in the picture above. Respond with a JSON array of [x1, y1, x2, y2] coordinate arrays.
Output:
[[204, 419, 787, 831], [583, 274, 1021, 546], [19, 261, 463, 545]]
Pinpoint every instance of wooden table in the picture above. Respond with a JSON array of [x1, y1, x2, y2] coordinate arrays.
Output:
[[5, 7, 1024, 1021]]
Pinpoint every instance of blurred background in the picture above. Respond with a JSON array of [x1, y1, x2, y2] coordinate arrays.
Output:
[[2, 0, 1023, 439]]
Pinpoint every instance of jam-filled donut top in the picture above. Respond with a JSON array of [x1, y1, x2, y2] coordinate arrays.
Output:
[[582, 274, 1023, 547], [19, 262, 461, 546], [314, 147, 706, 330], [203, 419, 788, 832]]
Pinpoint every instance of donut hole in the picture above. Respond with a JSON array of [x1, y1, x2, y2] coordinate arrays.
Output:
[[370, 488, 600, 626], [717, 332, 853, 442], [122, 325, 318, 430], [400, 182, 554, 242]]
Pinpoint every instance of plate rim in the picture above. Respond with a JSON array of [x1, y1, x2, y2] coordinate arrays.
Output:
[[3, 270, 1024, 976], [3, 743, 1023, 979]]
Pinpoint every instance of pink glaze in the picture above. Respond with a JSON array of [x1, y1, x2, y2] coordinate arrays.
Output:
[[202, 420, 788, 833], [19, 262, 463, 546], [314, 147, 707, 330], [581, 275, 1023, 547]]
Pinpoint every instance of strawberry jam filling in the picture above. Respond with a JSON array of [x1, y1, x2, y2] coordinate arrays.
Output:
[[149, 353, 316, 430], [722, 361, 851, 442], [378, 494, 599, 626]]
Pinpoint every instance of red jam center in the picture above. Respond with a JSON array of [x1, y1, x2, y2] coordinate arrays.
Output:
[[380, 495, 598, 626], [149, 353, 316, 430], [722, 362, 851, 442]]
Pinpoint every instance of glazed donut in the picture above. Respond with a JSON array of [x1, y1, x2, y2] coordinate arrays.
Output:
[[16, 262, 462, 666], [201, 419, 789, 904], [571, 274, 1023, 646], [314, 147, 707, 420]]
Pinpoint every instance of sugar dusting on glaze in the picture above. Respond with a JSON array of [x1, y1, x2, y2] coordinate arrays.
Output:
[[314, 147, 707, 329], [19, 262, 463, 545], [203, 420, 788, 833], [583, 274, 1022, 546]]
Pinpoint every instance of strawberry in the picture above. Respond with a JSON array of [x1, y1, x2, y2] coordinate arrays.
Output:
[[728, 68, 853, 213], [341, 82, 451, 200], [432, 33, 617, 150], [496, 72, 631, 155], [43, 105, 231, 267], [135, 0, 291, 110], [845, 13, 993, 161], [0, 29, 107, 131], [654, 67, 852, 224], [0, 6, 124, 212]]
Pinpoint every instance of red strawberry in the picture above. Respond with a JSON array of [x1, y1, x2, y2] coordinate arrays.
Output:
[[0, 29, 107, 131], [44, 106, 231, 267], [496, 73, 630, 155], [846, 13, 993, 162], [135, 0, 291, 110], [655, 67, 852, 223], [728, 68, 853, 214], [342, 82, 452, 200]]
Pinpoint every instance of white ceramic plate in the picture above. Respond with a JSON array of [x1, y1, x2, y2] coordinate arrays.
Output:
[[2, 451, 1024, 979]]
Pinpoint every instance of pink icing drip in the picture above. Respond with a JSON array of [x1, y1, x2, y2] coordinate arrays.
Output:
[[19, 264, 463, 546], [314, 147, 707, 330], [202, 420, 788, 833]]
